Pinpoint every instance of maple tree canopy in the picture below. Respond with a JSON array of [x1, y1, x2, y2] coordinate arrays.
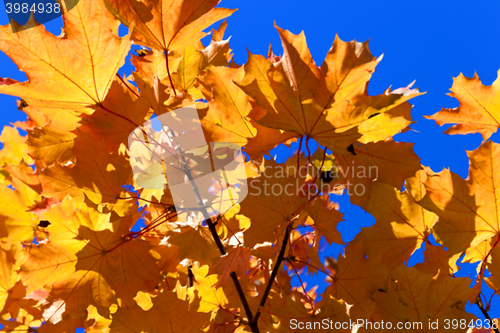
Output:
[[0, 0, 498, 332]]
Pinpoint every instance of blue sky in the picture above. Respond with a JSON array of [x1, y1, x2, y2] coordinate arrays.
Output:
[[1, 0, 500, 322]]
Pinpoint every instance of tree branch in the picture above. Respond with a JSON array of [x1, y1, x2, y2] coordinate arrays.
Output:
[[252, 223, 291, 324], [163, 62, 257, 330], [230, 272, 259, 333], [185, 173, 226, 256], [163, 130, 259, 329], [164, 121, 227, 256]]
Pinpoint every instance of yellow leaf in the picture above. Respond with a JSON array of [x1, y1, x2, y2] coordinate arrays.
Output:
[[356, 181, 437, 269], [236, 26, 421, 153], [333, 140, 422, 209], [110, 287, 210, 332], [427, 70, 500, 140], [199, 67, 297, 159], [0, 0, 131, 110], [0, 178, 39, 244], [305, 195, 343, 245], [0, 245, 22, 312], [418, 141, 500, 255]]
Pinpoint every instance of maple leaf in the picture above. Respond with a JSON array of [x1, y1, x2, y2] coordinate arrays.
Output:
[[373, 266, 476, 331], [104, 0, 236, 52], [27, 127, 76, 169], [110, 286, 210, 332], [287, 229, 324, 276], [171, 23, 233, 98], [0, 0, 131, 110], [21, 199, 161, 319], [0, 0, 495, 328], [259, 291, 350, 333], [177, 263, 236, 313], [38, 131, 132, 204], [79, 78, 151, 153], [131, 49, 174, 115], [167, 224, 221, 265], [324, 242, 387, 320], [0, 126, 30, 167], [130, 22, 233, 111], [0, 177, 40, 245], [417, 141, 500, 256], [414, 243, 456, 281], [238, 158, 308, 248], [0, 244, 22, 313], [332, 139, 422, 209], [486, 246, 500, 297], [209, 246, 251, 288], [427, 70, 500, 140], [172, 45, 206, 98], [198, 66, 297, 159], [304, 194, 343, 245], [235, 25, 421, 153], [355, 181, 437, 269]]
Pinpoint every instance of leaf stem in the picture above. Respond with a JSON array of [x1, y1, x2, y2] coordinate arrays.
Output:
[[311, 146, 327, 183], [305, 137, 312, 166], [116, 73, 140, 98], [165, 50, 177, 96], [252, 223, 291, 324], [297, 136, 303, 170], [477, 234, 500, 287]]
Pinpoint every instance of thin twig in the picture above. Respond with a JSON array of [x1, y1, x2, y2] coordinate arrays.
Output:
[[288, 260, 315, 312], [188, 266, 194, 287], [252, 224, 292, 324], [164, 125, 226, 256], [230, 272, 259, 333], [476, 297, 500, 333]]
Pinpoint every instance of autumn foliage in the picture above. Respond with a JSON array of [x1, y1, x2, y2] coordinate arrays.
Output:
[[0, 0, 499, 332]]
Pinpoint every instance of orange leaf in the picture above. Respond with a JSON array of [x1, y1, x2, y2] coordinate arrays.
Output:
[[104, 0, 235, 52], [0, 0, 131, 110], [427, 70, 500, 140], [418, 141, 500, 256], [236, 25, 421, 153]]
